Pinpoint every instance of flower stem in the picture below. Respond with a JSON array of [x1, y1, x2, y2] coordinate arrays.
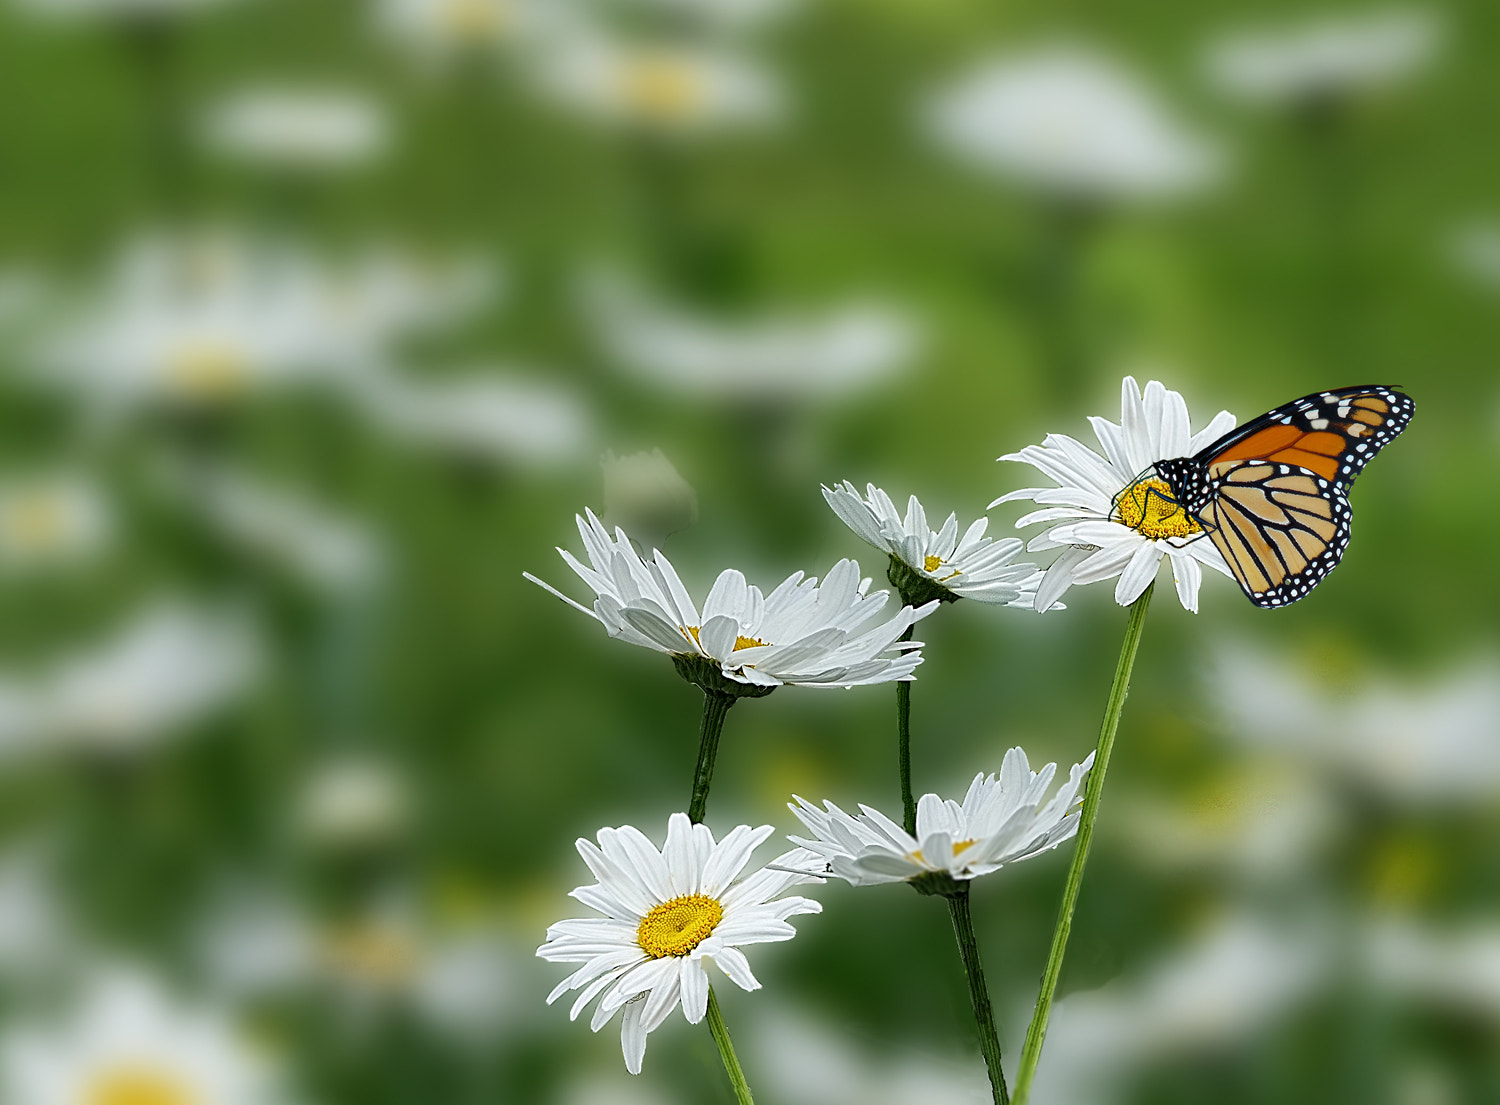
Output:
[[947, 885, 1011, 1104], [706, 986, 755, 1104], [688, 690, 735, 824], [896, 624, 917, 836], [1013, 582, 1153, 1104]]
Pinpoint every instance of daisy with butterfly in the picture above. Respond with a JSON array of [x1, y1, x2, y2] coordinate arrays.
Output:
[[998, 374, 1412, 1103]]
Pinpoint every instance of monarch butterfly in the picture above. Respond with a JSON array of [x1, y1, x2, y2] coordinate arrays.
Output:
[[1138, 386, 1414, 608]]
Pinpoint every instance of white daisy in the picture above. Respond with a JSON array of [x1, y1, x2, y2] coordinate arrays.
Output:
[[296, 754, 412, 849], [788, 746, 1094, 888], [532, 34, 783, 134], [0, 966, 294, 1105], [992, 375, 1239, 613], [1204, 7, 1444, 106], [822, 481, 1045, 607], [537, 813, 821, 1074], [525, 510, 937, 691], [201, 86, 391, 173], [923, 45, 1222, 201]]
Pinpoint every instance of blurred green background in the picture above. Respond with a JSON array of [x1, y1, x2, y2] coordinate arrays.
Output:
[[0, 0, 1496, 1102]]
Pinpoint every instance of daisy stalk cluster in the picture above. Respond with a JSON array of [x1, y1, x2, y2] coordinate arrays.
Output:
[[527, 376, 1314, 1105]]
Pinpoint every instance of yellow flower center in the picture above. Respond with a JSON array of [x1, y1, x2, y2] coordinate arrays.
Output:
[[684, 626, 768, 652], [922, 554, 961, 582], [953, 838, 977, 855], [89, 1068, 197, 1105], [1113, 477, 1202, 541], [636, 893, 724, 958], [619, 56, 706, 123], [164, 342, 249, 401]]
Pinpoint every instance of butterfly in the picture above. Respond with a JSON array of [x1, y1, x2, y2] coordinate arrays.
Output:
[[1143, 385, 1414, 608]]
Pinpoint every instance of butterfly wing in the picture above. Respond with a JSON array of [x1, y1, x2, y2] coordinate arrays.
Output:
[[1198, 462, 1351, 607], [1163, 385, 1413, 608], [1194, 385, 1414, 493]]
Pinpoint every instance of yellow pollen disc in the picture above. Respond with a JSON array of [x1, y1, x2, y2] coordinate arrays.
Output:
[[953, 838, 978, 855], [923, 554, 943, 572], [637, 893, 724, 958], [619, 57, 705, 122], [89, 1067, 197, 1105], [1113, 477, 1201, 541], [164, 342, 248, 401], [683, 626, 769, 652]]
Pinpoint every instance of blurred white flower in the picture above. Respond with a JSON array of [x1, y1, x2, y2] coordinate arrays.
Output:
[[924, 45, 1222, 201], [13, 0, 240, 18], [29, 230, 498, 416], [789, 746, 1093, 886], [0, 967, 294, 1105], [196, 885, 319, 999], [296, 754, 413, 849], [1364, 914, 1500, 1023], [1448, 220, 1500, 293], [203, 86, 392, 172], [45, 600, 263, 753], [375, 0, 577, 59], [587, 275, 920, 403], [994, 376, 1238, 612], [527, 510, 937, 690], [1111, 764, 1341, 881], [603, 0, 801, 34], [0, 473, 112, 571], [749, 1001, 988, 1105], [1204, 7, 1443, 106], [823, 482, 1044, 606], [534, 35, 783, 133], [163, 464, 383, 595], [355, 369, 593, 468], [1029, 912, 1328, 1105], [602, 448, 698, 550], [538, 813, 820, 1074], [0, 845, 74, 987], [1210, 644, 1500, 805]]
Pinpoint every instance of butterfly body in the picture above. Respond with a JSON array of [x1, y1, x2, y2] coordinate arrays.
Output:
[[1147, 386, 1413, 608]]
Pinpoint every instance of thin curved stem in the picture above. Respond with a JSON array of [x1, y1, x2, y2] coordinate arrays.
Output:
[[706, 986, 754, 1104], [896, 625, 917, 835], [948, 886, 1010, 1104], [1013, 583, 1154, 1104], [688, 690, 735, 824]]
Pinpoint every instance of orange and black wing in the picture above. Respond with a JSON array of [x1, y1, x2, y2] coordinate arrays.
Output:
[[1163, 386, 1413, 608], [1196, 385, 1414, 494]]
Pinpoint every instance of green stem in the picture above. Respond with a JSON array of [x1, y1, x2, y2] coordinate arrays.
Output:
[[706, 986, 755, 1104], [688, 690, 735, 824], [947, 886, 1010, 1104], [896, 624, 917, 836], [1013, 583, 1154, 1104]]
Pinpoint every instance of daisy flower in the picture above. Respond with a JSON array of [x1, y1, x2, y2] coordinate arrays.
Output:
[[201, 86, 392, 174], [788, 746, 1094, 890], [525, 510, 936, 692], [538, 813, 821, 1074], [822, 481, 1045, 608], [993, 376, 1239, 613]]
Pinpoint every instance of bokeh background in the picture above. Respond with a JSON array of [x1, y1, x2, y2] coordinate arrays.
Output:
[[0, 0, 1496, 1101]]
